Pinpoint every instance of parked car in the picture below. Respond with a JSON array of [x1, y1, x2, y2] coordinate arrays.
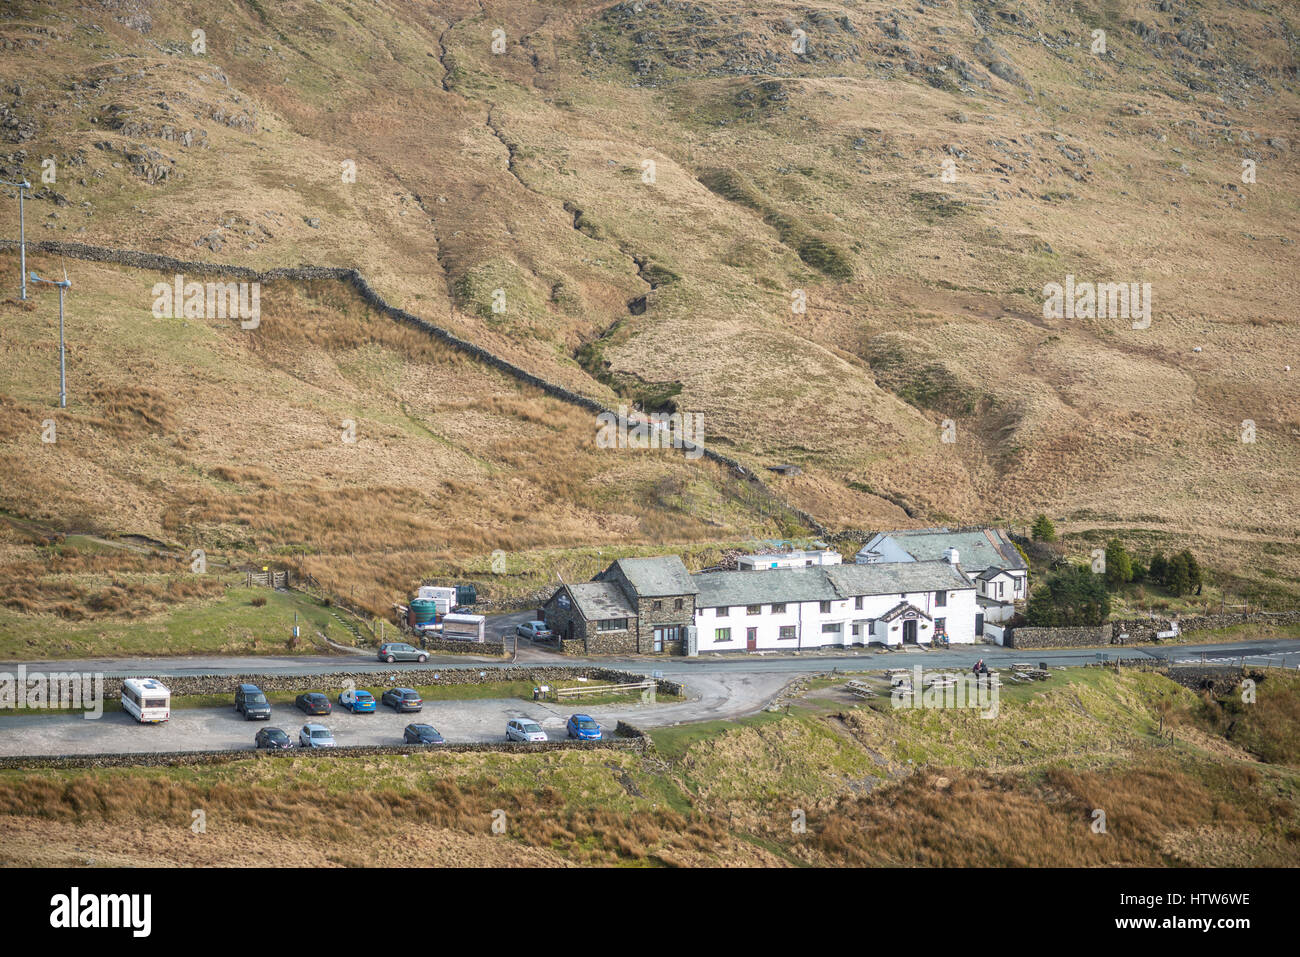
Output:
[[338, 689, 377, 713], [255, 727, 293, 749], [377, 642, 427, 663], [515, 620, 553, 642], [403, 723, 445, 745], [382, 688, 423, 712], [295, 692, 332, 715], [299, 724, 335, 748], [566, 714, 602, 741], [235, 684, 272, 721], [506, 718, 547, 743]]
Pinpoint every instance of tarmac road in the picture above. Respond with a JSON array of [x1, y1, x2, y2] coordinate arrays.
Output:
[[2, 635, 1296, 757], [7, 635, 1296, 678]]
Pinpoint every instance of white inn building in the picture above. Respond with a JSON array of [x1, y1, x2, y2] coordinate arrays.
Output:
[[693, 560, 976, 652]]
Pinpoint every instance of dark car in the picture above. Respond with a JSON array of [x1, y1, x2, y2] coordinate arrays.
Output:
[[235, 684, 272, 721], [381, 687, 423, 712], [377, 642, 427, 663], [255, 727, 293, 749], [295, 692, 332, 716], [403, 723, 445, 745]]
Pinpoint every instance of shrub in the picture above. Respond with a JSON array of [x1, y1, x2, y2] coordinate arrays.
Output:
[[1025, 564, 1111, 626]]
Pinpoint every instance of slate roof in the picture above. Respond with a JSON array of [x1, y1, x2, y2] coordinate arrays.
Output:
[[856, 527, 1027, 571], [693, 566, 840, 608], [824, 561, 974, 596], [563, 581, 636, 621], [975, 566, 1013, 582], [606, 555, 698, 596], [691, 560, 971, 609]]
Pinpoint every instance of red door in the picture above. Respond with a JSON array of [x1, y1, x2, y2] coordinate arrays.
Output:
[[746, 627, 757, 651]]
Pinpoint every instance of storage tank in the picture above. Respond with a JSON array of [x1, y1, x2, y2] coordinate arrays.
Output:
[[409, 598, 440, 629]]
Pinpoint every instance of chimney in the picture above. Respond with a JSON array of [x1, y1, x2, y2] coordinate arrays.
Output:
[[944, 547, 960, 566]]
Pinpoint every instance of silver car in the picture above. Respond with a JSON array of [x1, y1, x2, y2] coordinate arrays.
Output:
[[299, 723, 336, 748], [506, 718, 547, 743], [515, 620, 553, 641]]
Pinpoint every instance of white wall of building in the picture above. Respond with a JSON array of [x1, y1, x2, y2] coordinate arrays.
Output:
[[694, 587, 977, 651], [737, 550, 842, 570]]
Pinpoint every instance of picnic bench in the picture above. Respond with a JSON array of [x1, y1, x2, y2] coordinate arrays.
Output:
[[844, 680, 878, 699]]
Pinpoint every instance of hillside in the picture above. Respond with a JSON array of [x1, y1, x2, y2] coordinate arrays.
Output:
[[1, 667, 1297, 866], [0, 0, 1297, 634]]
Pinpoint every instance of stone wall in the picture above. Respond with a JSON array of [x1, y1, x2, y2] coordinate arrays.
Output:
[[1005, 624, 1110, 649], [0, 736, 648, 770], [1165, 665, 1263, 694], [1109, 617, 1175, 642], [1009, 610, 1300, 649], [89, 666, 684, 700], [1178, 610, 1300, 633], [0, 239, 827, 537], [414, 638, 507, 657], [574, 627, 637, 656]]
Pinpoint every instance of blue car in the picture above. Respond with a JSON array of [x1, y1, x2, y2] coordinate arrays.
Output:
[[566, 713, 602, 741], [338, 689, 376, 713]]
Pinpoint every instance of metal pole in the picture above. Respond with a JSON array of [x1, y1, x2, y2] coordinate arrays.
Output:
[[18, 188, 25, 301], [58, 284, 66, 407]]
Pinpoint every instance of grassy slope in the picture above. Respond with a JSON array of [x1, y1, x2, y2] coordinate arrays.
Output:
[[0, 0, 1297, 645], [0, 261, 802, 650], [1, 667, 1296, 866]]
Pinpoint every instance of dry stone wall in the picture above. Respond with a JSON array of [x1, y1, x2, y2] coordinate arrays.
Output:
[[88, 666, 684, 699], [0, 239, 826, 537]]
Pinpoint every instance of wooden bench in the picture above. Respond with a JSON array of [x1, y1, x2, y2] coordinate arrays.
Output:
[[844, 680, 878, 699]]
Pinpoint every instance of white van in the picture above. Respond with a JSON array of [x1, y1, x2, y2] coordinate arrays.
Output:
[[121, 678, 171, 723]]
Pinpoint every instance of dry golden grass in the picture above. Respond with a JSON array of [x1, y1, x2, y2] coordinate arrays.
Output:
[[0, 0, 1296, 623], [0, 261, 790, 620], [0, 762, 733, 867]]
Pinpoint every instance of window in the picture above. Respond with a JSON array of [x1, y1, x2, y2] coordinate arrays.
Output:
[[820, 600, 831, 613], [771, 603, 786, 614], [653, 600, 662, 611], [717, 606, 728, 616], [821, 622, 842, 634], [714, 627, 731, 642], [747, 627, 757, 643], [935, 617, 946, 635], [854, 596, 864, 610], [675, 598, 683, 611], [778, 625, 797, 640], [997, 581, 1004, 598], [596, 618, 627, 632], [935, 591, 947, 607], [746, 604, 762, 615]]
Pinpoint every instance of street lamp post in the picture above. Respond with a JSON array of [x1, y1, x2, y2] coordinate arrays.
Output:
[[1, 178, 31, 300], [30, 269, 71, 407]]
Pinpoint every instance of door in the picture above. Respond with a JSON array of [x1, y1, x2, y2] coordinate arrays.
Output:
[[903, 619, 917, 644], [653, 627, 664, 652], [746, 627, 757, 651], [976, 613, 984, 637]]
